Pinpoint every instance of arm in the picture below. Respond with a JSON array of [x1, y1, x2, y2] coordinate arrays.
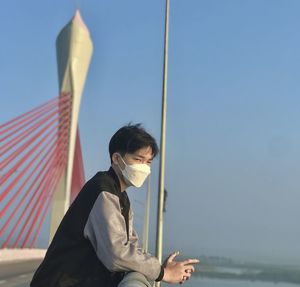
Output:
[[83, 191, 163, 281]]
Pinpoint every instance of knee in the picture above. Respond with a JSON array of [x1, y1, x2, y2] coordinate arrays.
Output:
[[118, 272, 153, 287]]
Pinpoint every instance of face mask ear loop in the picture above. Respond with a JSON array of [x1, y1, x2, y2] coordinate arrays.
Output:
[[117, 153, 127, 168], [117, 154, 133, 187]]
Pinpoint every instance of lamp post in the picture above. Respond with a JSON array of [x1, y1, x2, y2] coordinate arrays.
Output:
[[155, 0, 170, 285]]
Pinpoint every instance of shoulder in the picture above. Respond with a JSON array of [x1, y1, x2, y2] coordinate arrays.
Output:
[[81, 170, 120, 198]]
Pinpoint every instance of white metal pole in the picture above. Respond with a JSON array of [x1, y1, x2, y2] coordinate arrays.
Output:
[[155, 0, 170, 285], [142, 177, 151, 253]]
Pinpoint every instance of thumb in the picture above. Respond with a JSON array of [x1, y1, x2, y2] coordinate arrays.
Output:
[[167, 251, 179, 263]]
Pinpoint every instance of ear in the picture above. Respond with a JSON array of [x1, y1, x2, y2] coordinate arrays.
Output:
[[112, 153, 119, 165]]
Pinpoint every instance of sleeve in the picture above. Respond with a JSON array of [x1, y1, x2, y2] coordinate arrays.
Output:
[[128, 208, 164, 282], [83, 191, 164, 281]]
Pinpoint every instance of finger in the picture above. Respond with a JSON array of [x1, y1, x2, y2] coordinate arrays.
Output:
[[184, 265, 195, 273], [184, 269, 193, 275], [185, 265, 195, 272], [184, 272, 192, 279], [167, 251, 179, 263], [187, 272, 192, 278], [182, 258, 200, 265], [180, 275, 190, 284]]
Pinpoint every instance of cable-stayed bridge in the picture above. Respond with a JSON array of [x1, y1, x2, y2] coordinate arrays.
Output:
[[1, 10, 93, 286]]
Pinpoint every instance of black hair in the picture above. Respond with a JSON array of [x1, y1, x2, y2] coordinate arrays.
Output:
[[109, 123, 159, 162]]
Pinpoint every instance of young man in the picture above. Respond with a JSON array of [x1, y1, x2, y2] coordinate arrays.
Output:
[[31, 124, 199, 287]]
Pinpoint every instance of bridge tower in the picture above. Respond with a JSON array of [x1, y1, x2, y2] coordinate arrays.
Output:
[[49, 10, 93, 240]]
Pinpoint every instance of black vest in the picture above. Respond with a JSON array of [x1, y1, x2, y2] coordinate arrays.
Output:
[[30, 168, 130, 287]]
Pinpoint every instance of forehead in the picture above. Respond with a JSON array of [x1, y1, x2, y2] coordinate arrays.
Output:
[[129, 146, 153, 159]]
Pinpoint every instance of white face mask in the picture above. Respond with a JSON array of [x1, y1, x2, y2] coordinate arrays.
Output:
[[117, 154, 151, 188]]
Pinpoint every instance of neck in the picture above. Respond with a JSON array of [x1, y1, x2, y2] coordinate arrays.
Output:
[[111, 165, 129, 192]]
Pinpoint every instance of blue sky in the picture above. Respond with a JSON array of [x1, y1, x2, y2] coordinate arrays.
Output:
[[1, 1, 300, 264]]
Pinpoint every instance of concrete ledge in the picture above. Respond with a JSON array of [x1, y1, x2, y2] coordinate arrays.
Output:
[[0, 248, 46, 263]]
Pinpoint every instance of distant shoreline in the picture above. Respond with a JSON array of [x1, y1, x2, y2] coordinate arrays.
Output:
[[194, 255, 300, 285]]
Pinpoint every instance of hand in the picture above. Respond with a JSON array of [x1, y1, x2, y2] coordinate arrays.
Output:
[[162, 251, 200, 284]]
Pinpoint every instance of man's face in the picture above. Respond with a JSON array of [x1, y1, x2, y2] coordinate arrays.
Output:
[[112, 146, 153, 188]]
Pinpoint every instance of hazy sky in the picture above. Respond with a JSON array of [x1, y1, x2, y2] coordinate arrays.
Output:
[[1, 1, 300, 264]]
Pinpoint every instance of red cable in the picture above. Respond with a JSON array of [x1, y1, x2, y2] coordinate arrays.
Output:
[[13, 144, 68, 248], [1, 139, 68, 248], [0, 96, 59, 132], [21, 160, 67, 248], [30, 160, 67, 248], [28, 124, 72, 248], [1, 125, 58, 195], [0, 117, 70, 203], [0, 130, 69, 239], [2, 154, 58, 247], [0, 101, 71, 169], [3, 109, 71, 194], [0, 134, 57, 216], [0, 125, 69, 218], [0, 93, 71, 135], [0, 98, 62, 142], [0, 108, 71, 186], [25, 121, 72, 248], [29, 191, 52, 248], [0, 98, 71, 151], [0, 94, 72, 247]]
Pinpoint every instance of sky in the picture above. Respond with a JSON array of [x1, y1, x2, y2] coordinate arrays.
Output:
[[1, 0, 300, 265]]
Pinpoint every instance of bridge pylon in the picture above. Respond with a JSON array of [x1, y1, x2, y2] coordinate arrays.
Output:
[[49, 10, 93, 242]]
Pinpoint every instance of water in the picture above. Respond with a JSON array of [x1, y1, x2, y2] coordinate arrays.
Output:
[[171, 277, 300, 287]]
